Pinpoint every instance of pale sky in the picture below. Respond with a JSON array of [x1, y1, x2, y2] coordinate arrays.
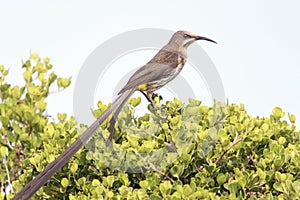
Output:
[[0, 0, 299, 127]]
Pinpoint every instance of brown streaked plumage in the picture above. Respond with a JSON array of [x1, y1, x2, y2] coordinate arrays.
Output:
[[13, 30, 216, 200]]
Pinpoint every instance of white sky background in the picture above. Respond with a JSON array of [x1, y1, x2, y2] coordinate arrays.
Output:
[[0, 0, 299, 127]]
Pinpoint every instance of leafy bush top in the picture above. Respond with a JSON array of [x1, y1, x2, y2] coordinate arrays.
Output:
[[0, 54, 299, 199]]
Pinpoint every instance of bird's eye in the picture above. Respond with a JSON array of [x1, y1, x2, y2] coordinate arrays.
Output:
[[184, 34, 191, 38]]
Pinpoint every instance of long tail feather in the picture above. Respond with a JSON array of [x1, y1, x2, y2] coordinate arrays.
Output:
[[106, 89, 136, 146], [13, 89, 135, 200], [107, 90, 155, 146], [107, 97, 128, 146]]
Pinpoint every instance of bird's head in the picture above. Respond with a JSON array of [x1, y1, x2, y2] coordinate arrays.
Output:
[[170, 30, 217, 48]]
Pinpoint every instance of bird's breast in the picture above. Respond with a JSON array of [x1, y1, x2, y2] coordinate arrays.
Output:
[[176, 56, 186, 71]]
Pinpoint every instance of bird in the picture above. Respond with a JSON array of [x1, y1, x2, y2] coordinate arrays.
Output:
[[106, 30, 216, 145], [13, 30, 216, 199]]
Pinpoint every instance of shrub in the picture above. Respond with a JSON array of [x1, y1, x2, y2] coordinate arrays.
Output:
[[1, 54, 299, 199]]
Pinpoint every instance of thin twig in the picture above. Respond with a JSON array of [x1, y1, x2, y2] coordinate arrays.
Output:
[[248, 153, 256, 166], [4, 156, 13, 193], [49, 88, 64, 94], [215, 138, 242, 164], [148, 163, 175, 183], [150, 133, 175, 149], [135, 151, 175, 182], [5, 138, 14, 150]]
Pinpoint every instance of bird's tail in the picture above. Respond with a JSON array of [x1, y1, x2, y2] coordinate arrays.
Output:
[[81, 88, 136, 145], [106, 91, 132, 146], [13, 88, 135, 200]]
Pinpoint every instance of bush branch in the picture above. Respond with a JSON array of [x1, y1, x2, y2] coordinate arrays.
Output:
[[215, 138, 242, 164]]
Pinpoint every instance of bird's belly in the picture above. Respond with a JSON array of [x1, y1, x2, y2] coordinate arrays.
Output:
[[146, 64, 183, 93]]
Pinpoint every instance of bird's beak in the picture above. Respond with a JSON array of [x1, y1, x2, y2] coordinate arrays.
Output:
[[195, 36, 217, 44]]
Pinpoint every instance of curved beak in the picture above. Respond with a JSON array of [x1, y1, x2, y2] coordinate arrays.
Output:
[[195, 36, 217, 44]]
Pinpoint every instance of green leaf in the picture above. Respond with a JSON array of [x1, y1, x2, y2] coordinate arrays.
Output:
[[44, 57, 50, 65], [175, 184, 183, 195], [227, 181, 240, 195], [0, 65, 5, 72], [61, 178, 69, 188], [292, 181, 300, 193], [288, 113, 296, 123], [273, 182, 284, 192], [183, 185, 193, 196], [159, 181, 172, 194], [70, 162, 78, 174], [107, 191, 114, 198], [57, 113, 67, 121], [275, 172, 286, 182], [92, 179, 100, 187], [129, 97, 141, 107], [150, 194, 162, 200], [23, 71, 32, 82], [104, 176, 115, 188], [170, 165, 184, 179], [48, 72, 57, 84], [37, 98, 47, 112], [38, 73, 47, 84], [272, 107, 284, 119], [162, 123, 169, 131], [205, 164, 216, 174], [44, 124, 55, 136], [118, 172, 130, 186], [11, 122, 22, 134], [217, 173, 227, 185], [0, 146, 8, 157], [185, 106, 199, 115], [174, 97, 182, 107], [188, 98, 201, 106], [207, 127, 219, 141], [0, 116, 9, 127], [36, 62, 45, 73], [12, 86, 21, 99], [139, 180, 149, 189], [57, 77, 71, 88], [170, 116, 181, 126], [30, 52, 40, 61], [278, 137, 286, 145]]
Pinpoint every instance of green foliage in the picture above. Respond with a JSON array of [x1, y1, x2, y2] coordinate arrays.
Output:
[[1, 54, 300, 199], [0, 53, 76, 199]]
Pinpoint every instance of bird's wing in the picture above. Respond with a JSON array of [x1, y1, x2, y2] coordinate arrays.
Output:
[[118, 50, 180, 94], [117, 62, 173, 94]]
